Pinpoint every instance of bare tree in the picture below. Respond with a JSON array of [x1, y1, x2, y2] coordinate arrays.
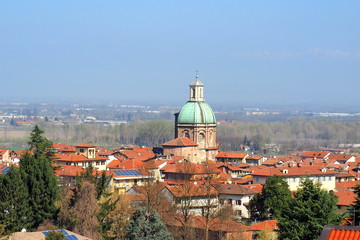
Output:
[[73, 181, 101, 240]]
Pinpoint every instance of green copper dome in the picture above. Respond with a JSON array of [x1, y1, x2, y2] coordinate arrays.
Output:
[[177, 101, 216, 124]]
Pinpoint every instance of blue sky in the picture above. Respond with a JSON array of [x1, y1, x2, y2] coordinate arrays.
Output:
[[1, 1, 359, 108]]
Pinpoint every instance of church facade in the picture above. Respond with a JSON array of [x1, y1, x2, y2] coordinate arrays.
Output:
[[163, 74, 218, 163]]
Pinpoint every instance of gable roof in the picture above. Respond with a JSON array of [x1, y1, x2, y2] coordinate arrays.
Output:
[[319, 225, 360, 240], [55, 153, 107, 162], [216, 152, 248, 159], [252, 165, 336, 177], [165, 184, 218, 197], [215, 183, 257, 195], [300, 151, 330, 158], [250, 220, 278, 231], [162, 137, 197, 147]]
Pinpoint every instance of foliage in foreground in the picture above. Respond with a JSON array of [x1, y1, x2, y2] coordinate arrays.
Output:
[[248, 175, 292, 220], [278, 178, 340, 240], [124, 207, 173, 240], [0, 125, 59, 233]]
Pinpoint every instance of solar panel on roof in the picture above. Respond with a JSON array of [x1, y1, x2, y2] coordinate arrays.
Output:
[[1, 167, 10, 174], [42, 231, 49, 236], [113, 170, 141, 176], [67, 235, 79, 240]]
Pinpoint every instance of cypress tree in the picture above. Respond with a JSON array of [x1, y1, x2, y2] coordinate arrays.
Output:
[[124, 207, 173, 240], [278, 178, 340, 240], [20, 125, 59, 228], [0, 166, 31, 234], [350, 184, 360, 225]]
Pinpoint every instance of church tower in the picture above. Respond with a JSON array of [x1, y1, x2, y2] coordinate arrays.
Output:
[[174, 74, 218, 162]]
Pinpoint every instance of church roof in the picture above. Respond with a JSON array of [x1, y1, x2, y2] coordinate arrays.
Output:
[[177, 101, 216, 124], [162, 137, 197, 147]]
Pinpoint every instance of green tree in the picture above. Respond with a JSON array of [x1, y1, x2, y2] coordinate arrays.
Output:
[[350, 184, 360, 226], [0, 166, 31, 234], [248, 175, 292, 220], [124, 207, 173, 240], [45, 231, 66, 240], [20, 125, 59, 228], [278, 178, 340, 240]]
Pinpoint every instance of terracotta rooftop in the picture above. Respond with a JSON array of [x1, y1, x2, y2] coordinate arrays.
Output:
[[55, 153, 107, 162], [165, 184, 218, 197], [250, 220, 278, 231], [216, 152, 248, 159], [319, 225, 360, 240], [252, 165, 336, 177], [215, 183, 257, 195], [162, 137, 197, 147], [75, 144, 97, 148], [300, 151, 330, 158]]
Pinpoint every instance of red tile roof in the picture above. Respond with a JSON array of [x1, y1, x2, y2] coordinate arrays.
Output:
[[162, 137, 197, 147], [215, 183, 257, 195], [252, 165, 336, 177], [165, 184, 218, 197], [319, 225, 360, 240], [300, 151, 330, 158], [250, 220, 278, 231], [165, 215, 252, 234], [55, 153, 107, 162], [75, 144, 96, 148], [54, 165, 111, 177], [328, 154, 353, 161], [334, 191, 356, 206], [216, 152, 248, 159], [0, 149, 9, 156], [243, 184, 263, 194]]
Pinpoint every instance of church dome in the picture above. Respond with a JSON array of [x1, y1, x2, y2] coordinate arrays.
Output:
[[177, 101, 216, 124]]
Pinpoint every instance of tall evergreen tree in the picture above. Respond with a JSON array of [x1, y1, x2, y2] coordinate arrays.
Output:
[[278, 178, 340, 240], [0, 166, 31, 234], [248, 175, 292, 220], [124, 207, 173, 240], [20, 125, 59, 228], [350, 184, 360, 225]]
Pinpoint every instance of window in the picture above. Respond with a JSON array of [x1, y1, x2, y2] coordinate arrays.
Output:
[[80, 149, 84, 153], [185, 133, 190, 139], [220, 199, 224, 204], [236, 200, 242, 205], [228, 199, 232, 205], [293, 177, 296, 182], [235, 210, 242, 216], [198, 133, 205, 142]]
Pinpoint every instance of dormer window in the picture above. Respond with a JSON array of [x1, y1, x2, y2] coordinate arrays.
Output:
[[282, 169, 288, 174]]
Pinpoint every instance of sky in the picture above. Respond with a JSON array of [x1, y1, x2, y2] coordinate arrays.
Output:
[[1, 1, 360, 108]]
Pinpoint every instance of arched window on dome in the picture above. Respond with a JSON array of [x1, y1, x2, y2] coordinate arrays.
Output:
[[198, 133, 205, 148], [185, 133, 190, 139]]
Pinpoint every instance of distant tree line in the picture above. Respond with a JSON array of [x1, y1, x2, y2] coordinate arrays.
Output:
[[3, 117, 360, 153]]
